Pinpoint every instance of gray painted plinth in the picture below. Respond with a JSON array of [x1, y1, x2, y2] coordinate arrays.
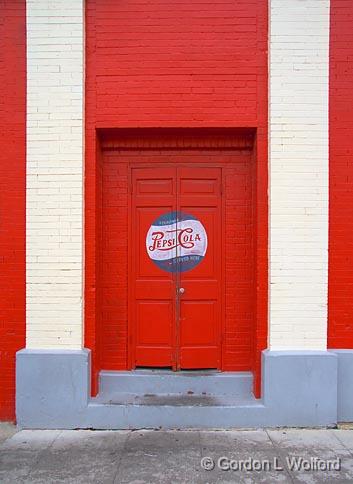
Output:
[[330, 350, 353, 422], [262, 350, 337, 427], [16, 349, 90, 429], [16, 348, 342, 429]]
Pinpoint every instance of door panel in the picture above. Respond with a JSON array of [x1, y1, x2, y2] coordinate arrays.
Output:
[[136, 207, 174, 279], [178, 167, 222, 368], [131, 167, 176, 367], [180, 301, 216, 344], [137, 301, 173, 345]]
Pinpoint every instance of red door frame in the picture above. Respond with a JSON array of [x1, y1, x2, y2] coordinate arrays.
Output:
[[127, 162, 224, 371], [84, 128, 267, 398]]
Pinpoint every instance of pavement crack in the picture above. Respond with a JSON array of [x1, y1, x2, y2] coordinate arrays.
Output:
[[265, 429, 296, 484], [330, 429, 353, 459], [112, 431, 131, 484], [24, 430, 63, 481]]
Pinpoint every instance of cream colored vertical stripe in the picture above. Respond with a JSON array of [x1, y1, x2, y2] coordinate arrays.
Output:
[[26, 0, 84, 348], [269, 0, 330, 349]]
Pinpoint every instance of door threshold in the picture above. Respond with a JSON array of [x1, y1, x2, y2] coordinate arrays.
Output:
[[134, 367, 220, 375]]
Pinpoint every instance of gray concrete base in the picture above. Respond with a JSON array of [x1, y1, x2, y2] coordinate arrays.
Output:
[[16, 349, 90, 429], [15, 348, 346, 429], [262, 350, 337, 427], [330, 350, 353, 422]]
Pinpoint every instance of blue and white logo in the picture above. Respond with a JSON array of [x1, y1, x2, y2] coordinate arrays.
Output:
[[146, 211, 208, 273]]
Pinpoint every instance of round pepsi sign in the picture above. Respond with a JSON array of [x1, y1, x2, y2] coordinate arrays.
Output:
[[146, 211, 208, 273]]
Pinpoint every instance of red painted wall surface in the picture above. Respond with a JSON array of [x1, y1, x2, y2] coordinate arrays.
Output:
[[328, 1, 353, 349], [85, 0, 268, 396], [0, 0, 26, 421]]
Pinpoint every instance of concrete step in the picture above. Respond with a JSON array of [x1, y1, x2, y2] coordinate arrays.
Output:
[[89, 394, 264, 429], [98, 370, 253, 398], [88, 370, 262, 428], [92, 391, 259, 406], [87, 393, 265, 429]]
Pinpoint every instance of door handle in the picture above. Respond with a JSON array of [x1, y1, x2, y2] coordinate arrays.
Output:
[[179, 287, 185, 295]]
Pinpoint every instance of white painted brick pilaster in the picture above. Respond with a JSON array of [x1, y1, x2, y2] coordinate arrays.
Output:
[[26, 1, 84, 349], [269, 0, 330, 349]]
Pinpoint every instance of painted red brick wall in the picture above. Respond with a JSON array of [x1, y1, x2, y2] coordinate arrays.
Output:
[[0, 0, 26, 421], [328, 0, 353, 348], [101, 152, 128, 370], [85, 0, 268, 395], [223, 154, 255, 370], [86, 0, 265, 128]]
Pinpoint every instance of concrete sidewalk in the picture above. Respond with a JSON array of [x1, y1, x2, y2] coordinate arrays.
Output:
[[1, 425, 353, 483]]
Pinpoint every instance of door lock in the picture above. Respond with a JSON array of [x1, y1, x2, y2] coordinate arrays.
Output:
[[179, 287, 185, 294]]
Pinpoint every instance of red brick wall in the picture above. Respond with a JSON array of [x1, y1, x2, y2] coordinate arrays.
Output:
[[86, 0, 266, 128], [85, 0, 268, 394], [328, 0, 353, 348], [0, 0, 26, 421], [101, 152, 129, 370], [223, 154, 255, 370]]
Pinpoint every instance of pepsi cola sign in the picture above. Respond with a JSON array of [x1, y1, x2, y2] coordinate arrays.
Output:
[[146, 211, 207, 273]]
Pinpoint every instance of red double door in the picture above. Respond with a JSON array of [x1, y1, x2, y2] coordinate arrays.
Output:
[[131, 165, 222, 370]]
